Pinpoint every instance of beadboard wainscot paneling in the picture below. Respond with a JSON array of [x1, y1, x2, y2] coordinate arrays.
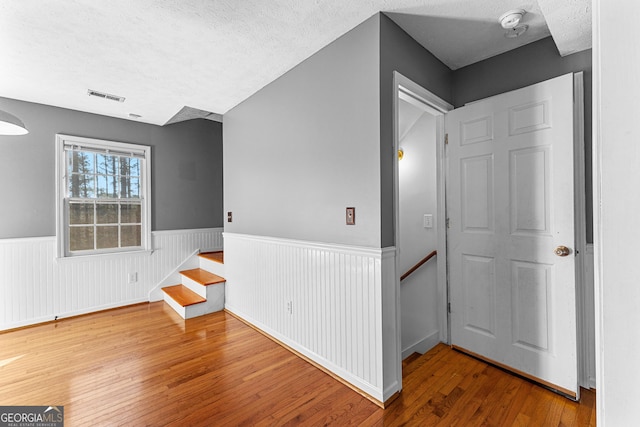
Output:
[[223, 232, 400, 403], [0, 228, 223, 330]]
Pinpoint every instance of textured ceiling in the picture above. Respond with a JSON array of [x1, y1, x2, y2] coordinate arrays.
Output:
[[0, 0, 591, 126], [388, 1, 552, 70], [537, 0, 592, 56]]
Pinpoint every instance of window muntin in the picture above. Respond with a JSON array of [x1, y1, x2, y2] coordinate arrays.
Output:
[[56, 135, 151, 257]]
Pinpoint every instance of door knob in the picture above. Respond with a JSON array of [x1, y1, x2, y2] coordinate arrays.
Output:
[[554, 245, 571, 257]]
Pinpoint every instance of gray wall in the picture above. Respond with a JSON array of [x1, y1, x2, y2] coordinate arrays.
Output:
[[379, 13, 453, 248], [0, 97, 223, 238], [224, 14, 382, 247], [223, 13, 453, 249], [452, 37, 593, 242]]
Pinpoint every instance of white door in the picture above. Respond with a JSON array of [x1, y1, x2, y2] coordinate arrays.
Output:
[[445, 73, 578, 397]]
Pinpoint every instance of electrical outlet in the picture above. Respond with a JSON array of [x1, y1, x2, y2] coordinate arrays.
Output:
[[128, 272, 138, 284], [227, 211, 233, 222], [287, 301, 293, 315]]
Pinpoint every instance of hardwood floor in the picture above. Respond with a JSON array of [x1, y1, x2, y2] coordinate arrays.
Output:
[[0, 302, 595, 426]]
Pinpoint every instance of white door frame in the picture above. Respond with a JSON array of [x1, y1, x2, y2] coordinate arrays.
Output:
[[392, 71, 591, 389], [572, 72, 590, 390], [393, 71, 453, 350]]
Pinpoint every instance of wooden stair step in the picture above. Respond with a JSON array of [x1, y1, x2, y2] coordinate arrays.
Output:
[[162, 285, 206, 307], [199, 251, 224, 264], [180, 268, 225, 286]]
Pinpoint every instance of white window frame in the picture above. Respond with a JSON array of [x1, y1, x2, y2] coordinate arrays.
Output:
[[55, 134, 152, 258]]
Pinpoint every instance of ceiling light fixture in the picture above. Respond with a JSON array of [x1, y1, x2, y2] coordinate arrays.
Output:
[[499, 9, 526, 29], [0, 109, 29, 135]]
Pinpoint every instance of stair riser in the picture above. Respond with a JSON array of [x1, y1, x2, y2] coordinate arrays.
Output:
[[180, 276, 226, 301], [181, 276, 208, 298], [204, 282, 225, 303], [163, 284, 225, 319], [163, 293, 187, 318], [199, 258, 225, 277], [182, 285, 225, 319]]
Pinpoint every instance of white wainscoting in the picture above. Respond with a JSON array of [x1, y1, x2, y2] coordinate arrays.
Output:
[[223, 232, 399, 403], [0, 228, 223, 330]]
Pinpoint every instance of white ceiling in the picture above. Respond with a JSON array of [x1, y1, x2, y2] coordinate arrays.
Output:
[[0, 0, 590, 126]]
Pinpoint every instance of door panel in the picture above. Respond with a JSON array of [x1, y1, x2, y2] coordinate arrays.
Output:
[[461, 155, 494, 233], [511, 260, 552, 352], [462, 254, 497, 337], [446, 73, 578, 397], [510, 147, 550, 235]]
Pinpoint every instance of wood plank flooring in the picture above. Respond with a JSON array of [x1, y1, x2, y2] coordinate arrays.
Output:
[[0, 302, 595, 426]]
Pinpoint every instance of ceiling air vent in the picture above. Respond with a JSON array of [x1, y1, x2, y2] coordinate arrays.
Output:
[[87, 89, 125, 103]]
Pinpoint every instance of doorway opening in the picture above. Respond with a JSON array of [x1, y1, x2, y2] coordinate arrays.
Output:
[[393, 72, 452, 361], [393, 71, 588, 399]]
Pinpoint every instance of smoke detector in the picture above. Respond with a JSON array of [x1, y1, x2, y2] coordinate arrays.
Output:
[[499, 9, 526, 29]]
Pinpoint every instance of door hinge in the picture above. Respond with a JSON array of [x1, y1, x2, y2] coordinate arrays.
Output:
[[447, 302, 451, 313], [446, 218, 450, 229], [445, 133, 449, 145]]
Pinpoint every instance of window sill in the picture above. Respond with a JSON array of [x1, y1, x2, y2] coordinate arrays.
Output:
[[55, 249, 153, 263]]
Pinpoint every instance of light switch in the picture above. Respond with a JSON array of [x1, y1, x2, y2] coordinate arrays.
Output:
[[423, 214, 433, 228]]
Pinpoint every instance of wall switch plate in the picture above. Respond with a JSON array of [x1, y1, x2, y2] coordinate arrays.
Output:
[[128, 272, 138, 284], [346, 207, 355, 225], [227, 211, 232, 222], [423, 214, 433, 228]]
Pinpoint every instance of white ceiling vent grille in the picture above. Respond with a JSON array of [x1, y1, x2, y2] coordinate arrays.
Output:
[[87, 89, 125, 103]]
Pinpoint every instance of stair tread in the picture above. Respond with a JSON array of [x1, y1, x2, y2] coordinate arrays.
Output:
[[199, 251, 224, 264], [162, 285, 206, 307], [180, 268, 225, 285]]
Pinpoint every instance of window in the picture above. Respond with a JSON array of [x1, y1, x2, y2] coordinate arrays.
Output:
[[56, 135, 151, 257]]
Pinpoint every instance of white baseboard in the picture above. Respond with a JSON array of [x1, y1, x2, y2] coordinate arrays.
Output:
[[402, 330, 440, 359], [1, 298, 148, 331]]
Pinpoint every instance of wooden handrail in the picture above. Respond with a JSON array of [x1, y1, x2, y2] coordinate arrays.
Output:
[[401, 250, 437, 282]]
